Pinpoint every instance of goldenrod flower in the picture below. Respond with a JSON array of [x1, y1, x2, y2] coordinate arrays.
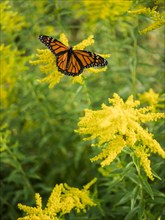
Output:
[[31, 34, 109, 88], [139, 89, 160, 111], [18, 179, 96, 219], [0, 44, 27, 107], [0, 1, 28, 107], [0, 1, 26, 34], [129, 6, 165, 34], [133, 145, 153, 180], [76, 93, 165, 180], [75, 0, 132, 22]]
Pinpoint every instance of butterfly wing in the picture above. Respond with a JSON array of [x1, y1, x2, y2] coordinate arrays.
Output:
[[57, 52, 83, 76], [39, 35, 108, 76], [39, 35, 68, 55], [57, 50, 108, 76], [73, 50, 108, 68]]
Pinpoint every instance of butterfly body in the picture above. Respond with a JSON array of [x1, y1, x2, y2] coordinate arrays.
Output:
[[39, 35, 108, 76]]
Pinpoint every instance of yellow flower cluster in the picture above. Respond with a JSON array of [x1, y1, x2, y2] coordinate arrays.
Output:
[[77, 0, 132, 22], [18, 179, 96, 220], [0, 1, 28, 107], [0, 1, 26, 34], [30, 48, 63, 88], [139, 89, 165, 112], [77, 93, 165, 180], [31, 34, 109, 87], [129, 6, 165, 34], [139, 89, 160, 111], [0, 44, 27, 107]]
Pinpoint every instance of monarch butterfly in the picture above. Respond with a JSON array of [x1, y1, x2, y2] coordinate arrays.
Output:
[[39, 35, 108, 76]]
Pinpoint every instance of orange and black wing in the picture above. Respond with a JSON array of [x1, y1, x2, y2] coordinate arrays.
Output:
[[39, 35, 69, 55], [56, 51, 82, 76], [56, 50, 108, 76], [73, 50, 108, 68], [39, 36, 108, 76]]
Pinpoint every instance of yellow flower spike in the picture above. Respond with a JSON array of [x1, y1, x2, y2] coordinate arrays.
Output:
[[30, 48, 64, 87], [46, 184, 63, 214], [30, 49, 55, 69], [139, 89, 160, 111], [129, 6, 165, 34], [35, 193, 42, 209], [18, 181, 96, 219], [125, 129, 137, 146], [72, 75, 84, 85], [0, 1, 27, 34], [0, 44, 27, 107], [98, 53, 111, 59], [88, 66, 108, 74], [91, 136, 126, 167], [46, 71, 63, 88], [73, 35, 94, 50], [59, 33, 69, 46], [81, 0, 132, 22], [77, 93, 165, 180], [83, 178, 97, 190], [134, 145, 154, 180], [135, 125, 165, 159], [18, 203, 42, 217]]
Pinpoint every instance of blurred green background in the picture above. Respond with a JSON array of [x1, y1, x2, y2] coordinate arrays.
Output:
[[0, 0, 164, 219]]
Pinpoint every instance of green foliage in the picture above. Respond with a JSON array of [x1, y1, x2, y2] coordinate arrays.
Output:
[[0, 0, 164, 220]]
